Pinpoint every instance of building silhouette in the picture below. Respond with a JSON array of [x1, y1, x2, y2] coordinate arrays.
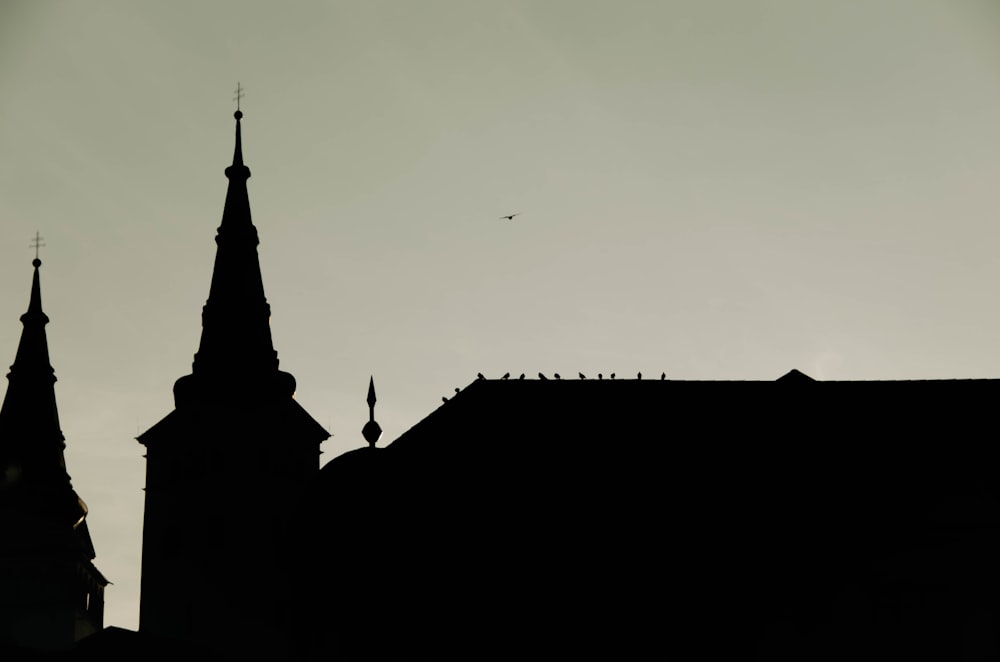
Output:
[[136, 109, 329, 657], [0, 257, 107, 653], [4, 110, 1000, 660], [291, 374, 1000, 661]]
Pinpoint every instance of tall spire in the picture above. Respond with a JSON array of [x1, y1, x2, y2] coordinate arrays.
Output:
[[137, 105, 328, 650], [0, 256, 63, 466], [177, 106, 294, 405], [0, 254, 107, 651], [0, 253, 91, 541]]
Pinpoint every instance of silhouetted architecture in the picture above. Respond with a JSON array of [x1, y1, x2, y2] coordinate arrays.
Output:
[[136, 110, 329, 656], [112, 111, 1000, 661], [292, 375, 1000, 661], [0, 258, 107, 652], [7, 107, 1000, 661]]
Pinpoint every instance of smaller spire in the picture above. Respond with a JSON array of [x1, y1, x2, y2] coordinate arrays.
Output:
[[0, 249, 62, 486], [362, 376, 382, 447]]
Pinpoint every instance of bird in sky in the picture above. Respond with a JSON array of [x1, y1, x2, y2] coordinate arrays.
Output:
[[500, 213, 520, 221]]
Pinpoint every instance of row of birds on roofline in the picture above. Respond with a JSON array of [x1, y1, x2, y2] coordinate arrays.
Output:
[[484, 371, 666, 381], [441, 371, 668, 402]]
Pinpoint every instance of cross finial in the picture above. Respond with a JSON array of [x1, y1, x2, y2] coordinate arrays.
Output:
[[30, 232, 45, 263], [233, 82, 245, 112]]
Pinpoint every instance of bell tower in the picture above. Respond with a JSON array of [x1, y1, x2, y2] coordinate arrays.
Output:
[[0, 254, 107, 651], [137, 108, 329, 653]]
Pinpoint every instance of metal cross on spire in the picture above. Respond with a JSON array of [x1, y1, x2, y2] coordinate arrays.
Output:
[[233, 82, 245, 112], [30, 232, 45, 262]]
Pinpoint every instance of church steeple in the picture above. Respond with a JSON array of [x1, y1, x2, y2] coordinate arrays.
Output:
[[137, 105, 328, 651], [176, 108, 294, 406], [0, 254, 107, 651], [0, 256, 66, 491]]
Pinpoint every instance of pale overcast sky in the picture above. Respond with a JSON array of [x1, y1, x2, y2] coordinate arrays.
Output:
[[3, 0, 1000, 630]]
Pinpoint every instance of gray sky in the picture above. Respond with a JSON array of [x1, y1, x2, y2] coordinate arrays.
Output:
[[3, 0, 1000, 630]]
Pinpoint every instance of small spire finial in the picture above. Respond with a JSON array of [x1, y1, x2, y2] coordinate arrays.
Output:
[[30, 232, 44, 267], [233, 82, 245, 118], [362, 376, 382, 447]]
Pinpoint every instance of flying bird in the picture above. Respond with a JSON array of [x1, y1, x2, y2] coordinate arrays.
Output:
[[500, 213, 520, 221]]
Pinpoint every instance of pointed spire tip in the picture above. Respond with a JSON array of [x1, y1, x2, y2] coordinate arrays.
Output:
[[225, 106, 249, 178]]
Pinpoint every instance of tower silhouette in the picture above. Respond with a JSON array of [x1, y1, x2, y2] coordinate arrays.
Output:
[[136, 110, 329, 655], [0, 257, 107, 651]]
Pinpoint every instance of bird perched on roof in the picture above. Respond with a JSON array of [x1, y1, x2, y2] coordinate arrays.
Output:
[[477, 372, 485, 380], [637, 372, 642, 380], [610, 373, 616, 380], [579, 373, 586, 380], [538, 373, 547, 380], [554, 373, 561, 380], [661, 372, 666, 380], [442, 396, 448, 403], [502, 372, 510, 380], [500, 213, 520, 220], [454, 387, 461, 394], [518, 373, 525, 380]]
